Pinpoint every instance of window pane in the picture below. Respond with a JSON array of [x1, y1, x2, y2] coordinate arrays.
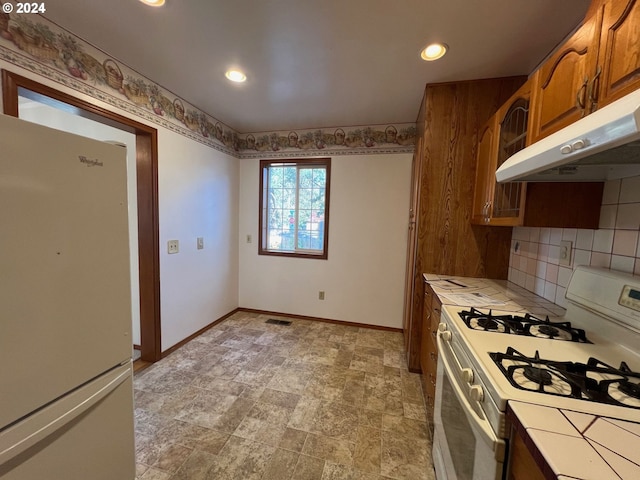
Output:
[[298, 187, 313, 209], [268, 166, 284, 188], [299, 168, 313, 188], [283, 188, 297, 209], [260, 159, 329, 258], [311, 189, 325, 210], [283, 166, 297, 188], [312, 168, 326, 187]]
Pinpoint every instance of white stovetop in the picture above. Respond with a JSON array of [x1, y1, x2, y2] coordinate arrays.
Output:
[[442, 303, 640, 423]]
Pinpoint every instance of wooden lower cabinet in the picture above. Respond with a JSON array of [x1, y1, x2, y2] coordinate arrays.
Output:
[[507, 427, 546, 480], [420, 282, 441, 426], [507, 406, 547, 480]]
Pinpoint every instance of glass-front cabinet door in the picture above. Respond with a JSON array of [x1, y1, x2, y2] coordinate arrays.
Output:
[[491, 93, 529, 224], [472, 80, 530, 226]]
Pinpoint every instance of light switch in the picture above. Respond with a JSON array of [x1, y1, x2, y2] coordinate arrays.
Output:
[[197, 237, 204, 250]]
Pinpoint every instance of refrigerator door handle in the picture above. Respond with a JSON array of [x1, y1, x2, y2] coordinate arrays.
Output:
[[0, 364, 131, 465]]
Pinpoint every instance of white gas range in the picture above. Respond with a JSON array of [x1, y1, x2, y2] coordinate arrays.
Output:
[[432, 266, 640, 480]]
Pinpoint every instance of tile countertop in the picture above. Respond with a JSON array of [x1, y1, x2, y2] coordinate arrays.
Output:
[[508, 401, 640, 480], [422, 273, 567, 318], [422, 273, 639, 480]]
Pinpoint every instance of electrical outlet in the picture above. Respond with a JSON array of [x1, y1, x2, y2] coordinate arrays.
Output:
[[319, 291, 325, 300], [197, 237, 204, 250], [559, 240, 572, 266], [167, 240, 179, 254]]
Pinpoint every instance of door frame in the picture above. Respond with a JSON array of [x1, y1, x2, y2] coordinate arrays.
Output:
[[2, 69, 162, 362]]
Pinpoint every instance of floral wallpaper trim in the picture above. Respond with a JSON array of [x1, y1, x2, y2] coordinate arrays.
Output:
[[0, 12, 416, 158], [0, 12, 240, 155], [237, 124, 416, 159]]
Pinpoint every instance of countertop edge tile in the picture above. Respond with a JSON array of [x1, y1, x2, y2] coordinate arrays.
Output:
[[586, 439, 640, 479], [510, 401, 581, 437], [527, 428, 620, 480], [561, 410, 597, 434]]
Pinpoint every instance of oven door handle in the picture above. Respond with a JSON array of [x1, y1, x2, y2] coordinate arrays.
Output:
[[437, 332, 505, 460]]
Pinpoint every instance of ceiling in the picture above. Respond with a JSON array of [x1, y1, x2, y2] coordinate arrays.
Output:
[[44, 0, 591, 133]]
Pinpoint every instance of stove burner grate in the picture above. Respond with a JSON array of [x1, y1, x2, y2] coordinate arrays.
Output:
[[536, 325, 560, 337], [522, 366, 553, 386], [458, 308, 591, 343], [618, 381, 640, 400], [477, 317, 499, 330], [490, 347, 640, 409]]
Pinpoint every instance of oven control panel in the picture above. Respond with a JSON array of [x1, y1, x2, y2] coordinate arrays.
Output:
[[618, 285, 640, 312]]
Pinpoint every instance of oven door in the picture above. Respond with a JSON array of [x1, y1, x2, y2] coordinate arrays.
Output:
[[433, 332, 505, 480]]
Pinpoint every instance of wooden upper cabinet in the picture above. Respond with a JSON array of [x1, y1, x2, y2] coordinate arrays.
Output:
[[529, 10, 602, 143], [472, 118, 497, 224], [594, 0, 640, 109], [472, 81, 530, 226]]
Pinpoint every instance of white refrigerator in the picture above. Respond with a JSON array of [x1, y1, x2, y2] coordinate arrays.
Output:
[[0, 114, 135, 479]]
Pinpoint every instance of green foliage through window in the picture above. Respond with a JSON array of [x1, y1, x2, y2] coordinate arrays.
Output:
[[259, 158, 330, 259]]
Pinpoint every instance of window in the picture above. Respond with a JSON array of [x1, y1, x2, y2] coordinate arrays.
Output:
[[259, 158, 330, 259]]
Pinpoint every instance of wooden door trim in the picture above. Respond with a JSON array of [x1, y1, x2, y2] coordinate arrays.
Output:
[[2, 69, 162, 362]]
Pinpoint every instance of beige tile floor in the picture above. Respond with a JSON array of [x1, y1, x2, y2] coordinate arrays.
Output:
[[134, 311, 435, 480]]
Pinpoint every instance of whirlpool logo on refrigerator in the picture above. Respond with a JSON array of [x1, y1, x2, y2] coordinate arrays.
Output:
[[78, 155, 103, 167]]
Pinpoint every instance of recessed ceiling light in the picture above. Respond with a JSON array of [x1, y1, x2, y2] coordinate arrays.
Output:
[[225, 70, 247, 83], [421, 43, 448, 61], [139, 0, 165, 6]]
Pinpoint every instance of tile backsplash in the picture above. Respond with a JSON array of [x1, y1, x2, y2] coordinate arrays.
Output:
[[508, 176, 640, 308]]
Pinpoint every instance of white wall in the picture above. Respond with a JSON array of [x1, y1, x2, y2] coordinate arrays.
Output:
[[158, 133, 239, 350], [0, 61, 240, 353], [238, 153, 412, 329]]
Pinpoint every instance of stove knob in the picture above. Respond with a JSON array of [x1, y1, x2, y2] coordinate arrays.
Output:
[[469, 385, 484, 402], [440, 330, 452, 342], [438, 323, 447, 332], [462, 368, 474, 384]]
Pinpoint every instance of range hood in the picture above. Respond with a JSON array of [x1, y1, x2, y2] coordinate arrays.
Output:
[[496, 88, 640, 182]]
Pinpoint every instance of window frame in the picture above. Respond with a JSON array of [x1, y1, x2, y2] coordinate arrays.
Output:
[[258, 157, 331, 259]]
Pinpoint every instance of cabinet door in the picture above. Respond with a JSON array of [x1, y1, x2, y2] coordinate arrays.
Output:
[[471, 117, 497, 225], [529, 11, 602, 143], [419, 284, 433, 375], [508, 426, 546, 480], [423, 288, 440, 422], [594, 0, 640, 109], [489, 82, 531, 226]]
